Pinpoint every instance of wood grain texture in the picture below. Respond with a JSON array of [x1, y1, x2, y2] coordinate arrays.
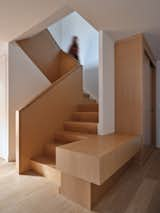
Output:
[[115, 34, 144, 135], [60, 173, 92, 209], [77, 103, 98, 112], [115, 34, 156, 154], [59, 51, 78, 77], [17, 30, 79, 83], [0, 150, 160, 213], [30, 156, 61, 186], [17, 30, 60, 82], [16, 67, 86, 173], [54, 131, 88, 143], [56, 134, 141, 185], [72, 112, 98, 122], [64, 121, 97, 134], [60, 157, 140, 210], [125, 178, 157, 213]]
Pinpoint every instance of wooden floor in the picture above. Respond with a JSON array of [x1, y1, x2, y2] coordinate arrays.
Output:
[[0, 149, 160, 213]]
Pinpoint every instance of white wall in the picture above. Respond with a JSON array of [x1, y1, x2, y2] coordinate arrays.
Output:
[[98, 31, 115, 135], [49, 12, 99, 100], [8, 42, 51, 161], [156, 61, 160, 148], [0, 43, 9, 160]]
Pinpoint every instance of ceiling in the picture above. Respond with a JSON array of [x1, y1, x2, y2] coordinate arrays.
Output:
[[0, 0, 160, 59], [0, 0, 69, 41]]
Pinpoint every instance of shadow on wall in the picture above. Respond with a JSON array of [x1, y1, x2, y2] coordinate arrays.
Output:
[[83, 65, 99, 100], [83, 34, 99, 100]]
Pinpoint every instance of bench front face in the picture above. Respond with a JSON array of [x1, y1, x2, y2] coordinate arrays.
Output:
[[56, 135, 141, 185]]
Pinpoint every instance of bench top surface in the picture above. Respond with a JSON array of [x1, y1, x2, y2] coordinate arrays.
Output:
[[58, 134, 140, 158]]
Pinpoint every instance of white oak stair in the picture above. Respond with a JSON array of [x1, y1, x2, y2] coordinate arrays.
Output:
[[30, 156, 61, 186], [72, 112, 98, 122], [78, 103, 98, 112], [64, 121, 97, 134], [30, 102, 98, 185]]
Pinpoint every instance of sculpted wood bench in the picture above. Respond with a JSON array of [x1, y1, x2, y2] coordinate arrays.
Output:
[[56, 134, 141, 209]]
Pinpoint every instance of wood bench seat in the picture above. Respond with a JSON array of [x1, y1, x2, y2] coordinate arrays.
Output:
[[56, 134, 141, 209]]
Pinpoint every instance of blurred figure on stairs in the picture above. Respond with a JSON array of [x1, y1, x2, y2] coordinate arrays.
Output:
[[68, 36, 79, 61]]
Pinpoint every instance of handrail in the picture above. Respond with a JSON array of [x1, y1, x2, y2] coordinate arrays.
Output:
[[61, 50, 80, 64], [18, 64, 82, 111]]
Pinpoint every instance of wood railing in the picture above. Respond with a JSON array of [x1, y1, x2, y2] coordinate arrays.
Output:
[[16, 65, 85, 173], [17, 29, 79, 83]]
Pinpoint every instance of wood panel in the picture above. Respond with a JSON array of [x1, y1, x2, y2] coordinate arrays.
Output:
[[60, 158, 135, 210], [30, 157, 61, 186], [17, 30, 61, 82], [16, 66, 86, 173], [115, 34, 156, 164], [59, 51, 79, 77], [115, 34, 144, 135], [17, 30, 79, 83], [60, 173, 92, 209], [56, 134, 141, 185]]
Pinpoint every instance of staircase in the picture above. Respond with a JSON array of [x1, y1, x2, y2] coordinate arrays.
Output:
[[30, 102, 98, 185]]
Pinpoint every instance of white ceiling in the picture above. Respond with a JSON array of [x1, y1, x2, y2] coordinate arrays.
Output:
[[0, 0, 160, 59], [0, 0, 68, 41]]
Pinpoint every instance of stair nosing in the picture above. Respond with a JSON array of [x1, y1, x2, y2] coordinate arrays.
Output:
[[64, 121, 98, 125], [31, 156, 56, 168]]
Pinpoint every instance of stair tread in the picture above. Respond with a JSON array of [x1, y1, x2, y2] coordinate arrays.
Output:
[[73, 112, 98, 115], [54, 130, 88, 142], [72, 111, 98, 122], [55, 130, 88, 137], [77, 103, 98, 112], [78, 103, 98, 106], [30, 155, 61, 186], [46, 141, 69, 147], [64, 121, 97, 134], [64, 121, 97, 125], [31, 156, 56, 168]]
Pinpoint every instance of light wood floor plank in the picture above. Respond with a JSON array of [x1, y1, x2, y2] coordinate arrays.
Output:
[[0, 149, 160, 213], [125, 178, 158, 213]]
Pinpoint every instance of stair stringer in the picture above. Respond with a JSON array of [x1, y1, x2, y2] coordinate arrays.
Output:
[[16, 65, 89, 173]]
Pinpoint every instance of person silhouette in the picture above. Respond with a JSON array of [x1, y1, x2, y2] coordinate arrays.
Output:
[[68, 36, 79, 61]]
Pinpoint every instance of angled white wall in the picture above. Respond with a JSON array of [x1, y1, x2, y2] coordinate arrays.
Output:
[[49, 12, 99, 100], [98, 31, 115, 135], [8, 42, 51, 161]]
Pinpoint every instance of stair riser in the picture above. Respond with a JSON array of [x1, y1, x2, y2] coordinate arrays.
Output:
[[64, 124, 97, 134], [44, 144, 56, 159], [54, 134, 84, 143], [30, 160, 61, 186], [78, 104, 98, 112], [72, 113, 98, 122]]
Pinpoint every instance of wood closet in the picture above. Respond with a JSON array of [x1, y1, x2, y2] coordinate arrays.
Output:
[[115, 34, 156, 151]]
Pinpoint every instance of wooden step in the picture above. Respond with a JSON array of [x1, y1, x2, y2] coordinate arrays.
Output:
[[44, 143, 56, 159], [64, 121, 97, 134], [72, 112, 98, 122], [30, 156, 61, 186], [54, 131, 87, 143], [44, 139, 76, 158], [77, 103, 98, 112]]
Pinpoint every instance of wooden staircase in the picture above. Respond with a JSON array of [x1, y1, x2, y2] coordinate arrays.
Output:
[[30, 102, 98, 185]]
